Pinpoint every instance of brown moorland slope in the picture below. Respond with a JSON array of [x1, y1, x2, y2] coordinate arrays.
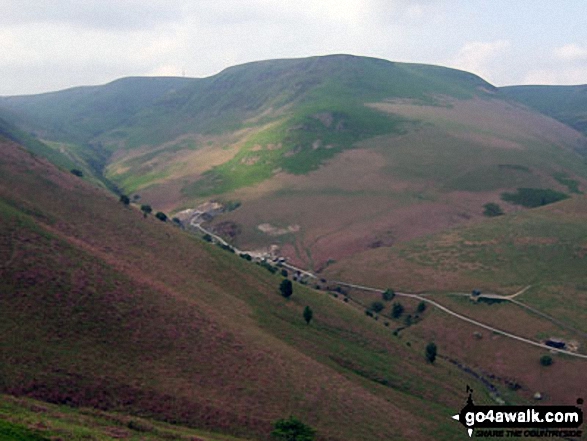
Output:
[[0, 138, 502, 440], [208, 97, 587, 270]]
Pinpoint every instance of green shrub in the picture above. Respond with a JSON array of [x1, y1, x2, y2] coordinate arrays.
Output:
[[155, 211, 167, 222], [370, 301, 385, 313], [540, 355, 553, 366], [382, 289, 395, 301], [426, 342, 437, 363], [280, 279, 293, 298], [501, 188, 569, 208], [303, 306, 313, 324], [272, 416, 316, 441], [391, 302, 404, 319], [483, 202, 504, 217]]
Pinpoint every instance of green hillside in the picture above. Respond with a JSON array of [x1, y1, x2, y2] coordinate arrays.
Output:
[[501, 84, 587, 137], [2, 55, 587, 273], [0, 55, 496, 196], [1, 136, 509, 440], [0, 394, 249, 441], [2, 55, 587, 440]]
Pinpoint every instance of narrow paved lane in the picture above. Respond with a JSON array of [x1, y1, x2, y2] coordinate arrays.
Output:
[[194, 222, 587, 360], [334, 281, 587, 360]]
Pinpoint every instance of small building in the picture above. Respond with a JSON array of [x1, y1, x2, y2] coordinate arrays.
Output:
[[545, 338, 566, 349]]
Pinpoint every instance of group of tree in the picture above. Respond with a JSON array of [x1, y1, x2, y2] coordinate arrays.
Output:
[[118, 196, 168, 222], [278, 279, 313, 325]]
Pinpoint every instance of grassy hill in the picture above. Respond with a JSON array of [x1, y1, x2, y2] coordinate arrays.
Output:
[[501, 84, 587, 136], [321, 194, 587, 411], [0, 55, 495, 196], [1, 135, 515, 440], [2, 55, 587, 273]]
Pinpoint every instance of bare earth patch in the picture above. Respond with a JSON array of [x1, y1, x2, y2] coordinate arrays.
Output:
[[257, 223, 300, 236]]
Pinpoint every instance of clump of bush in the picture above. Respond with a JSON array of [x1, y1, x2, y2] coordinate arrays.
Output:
[[259, 261, 278, 274], [272, 416, 315, 441], [382, 289, 395, 301], [370, 301, 385, 313], [279, 279, 293, 298], [155, 211, 167, 222], [391, 302, 404, 319], [483, 202, 504, 217], [501, 188, 568, 208]]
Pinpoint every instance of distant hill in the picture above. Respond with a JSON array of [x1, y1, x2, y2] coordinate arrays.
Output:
[[0, 76, 195, 144], [0, 55, 496, 193], [1, 55, 587, 272], [501, 84, 587, 136]]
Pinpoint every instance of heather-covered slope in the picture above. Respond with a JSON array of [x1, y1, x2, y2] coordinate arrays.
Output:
[[0, 137, 498, 440]]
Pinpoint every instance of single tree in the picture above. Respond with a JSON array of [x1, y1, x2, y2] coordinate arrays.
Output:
[[483, 202, 504, 217], [382, 289, 395, 301], [416, 301, 427, 313], [391, 302, 404, 319], [426, 342, 437, 363], [404, 314, 412, 326], [303, 306, 313, 324], [540, 355, 553, 366], [280, 279, 293, 298], [119, 194, 130, 205], [155, 211, 167, 222], [70, 169, 83, 177], [370, 301, 385, 313], [140, 204, 152, 215], [271, 416, 316, 441]]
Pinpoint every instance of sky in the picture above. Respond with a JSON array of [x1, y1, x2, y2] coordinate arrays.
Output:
[[1, 0, 587, 96]]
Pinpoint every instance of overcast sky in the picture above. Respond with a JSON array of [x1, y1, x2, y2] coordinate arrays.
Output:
[[1, 0, 587, 96]]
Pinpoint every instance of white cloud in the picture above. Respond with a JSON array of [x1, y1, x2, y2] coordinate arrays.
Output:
[[0, 0, 184, 30], [447, 40, 511, 82], [2, 1, 587, 94], [520, 44, 587, 85], [522, 68, 587, 85], [554, 44, 587, 61]]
